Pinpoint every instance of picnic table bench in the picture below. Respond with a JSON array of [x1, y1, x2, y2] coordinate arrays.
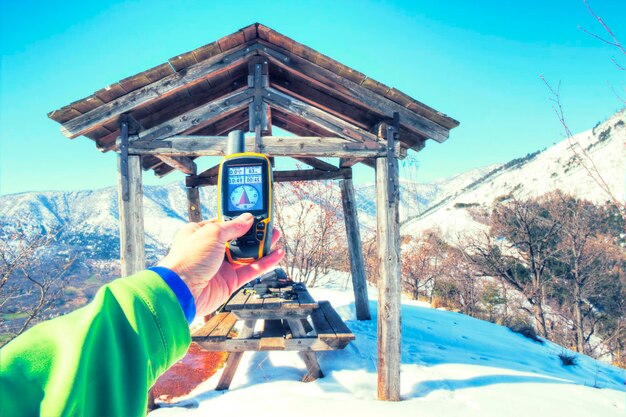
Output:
[[192, 283, 354, 390]]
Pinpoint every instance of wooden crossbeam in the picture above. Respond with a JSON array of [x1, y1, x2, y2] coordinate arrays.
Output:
[[155, 155, 197, 175], [197, 163, 220, 179], [263, 87, 379, 144], [136, 88, 253, 143], [58, 43, 260, 139], [294, 157, 338, 171], [128, 135, 396, 159], [257, 41, 450, 143], [339, 158, 363, 168], [187, 167, 351, 187]]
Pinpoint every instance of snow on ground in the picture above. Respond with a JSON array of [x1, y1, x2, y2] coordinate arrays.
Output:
[[150, 280, 625, 417]]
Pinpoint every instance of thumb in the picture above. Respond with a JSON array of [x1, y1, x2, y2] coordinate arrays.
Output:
[[217, 213, 254, 242]]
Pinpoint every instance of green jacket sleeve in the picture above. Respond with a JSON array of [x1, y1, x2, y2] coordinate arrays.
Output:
[[0, 270, 191, 417]]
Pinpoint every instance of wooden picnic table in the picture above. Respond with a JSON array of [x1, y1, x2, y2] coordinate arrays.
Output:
[[192, 282, 354, 390]]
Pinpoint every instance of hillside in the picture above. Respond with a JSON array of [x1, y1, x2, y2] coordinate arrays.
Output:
[[402, 110, 625, 239], [149, 282, 625, 417]]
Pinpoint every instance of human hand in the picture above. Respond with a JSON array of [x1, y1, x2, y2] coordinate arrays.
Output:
[[157, 213, 284, 317]]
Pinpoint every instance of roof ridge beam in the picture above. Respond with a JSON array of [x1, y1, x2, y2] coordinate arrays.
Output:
[[256, 41, 450, 143], [58, 42, 261, 139], [263, 86, 379, 144]]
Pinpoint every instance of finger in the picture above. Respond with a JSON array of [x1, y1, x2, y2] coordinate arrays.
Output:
[[235, 248, 285, 287], [199, 213, 254, 242], [196, 219, 218, 226], [175, 222, 201, 239], [219, 213, 255, 241]]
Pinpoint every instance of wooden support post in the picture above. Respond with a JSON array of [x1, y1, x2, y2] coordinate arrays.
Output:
[[186, 186, 203, 222], [216, 319, 256, 390], [288, 319, 323, 382], [340, 178, 371, 321], [375, 114, 401, 401], [117, 120, 145, 276]]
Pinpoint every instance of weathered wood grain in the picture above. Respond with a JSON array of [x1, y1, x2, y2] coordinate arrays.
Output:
[[129, 135, 394, 159], [186, 186, 203, 222], [257, 41, 454, 142], [155, 155, 197, 175], [136, 88, 252, 142], [375, 152, 402, 401], [207, 313, 239, 341], [340, 178, 371, 321], [59, 43, 260, 139], [215, 319, 256, 390], [259, 320, 285, 351], [117, 155, 145, 276], [263, 87, 379, 144]]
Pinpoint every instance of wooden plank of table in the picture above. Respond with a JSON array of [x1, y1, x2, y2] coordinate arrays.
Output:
[[293, 285, 318, 309], [261, 295, 283, 310], [207, 312, 239, 342], [259, 319, 286, 351], [232, 308, 314, 321], [244, 293, 265, 310], [192, 312, 229, 339], [224, 290, 251, 311], [196, 337, 333, 352], [310, 306, 337, 341], [318, 301, 355, 349]]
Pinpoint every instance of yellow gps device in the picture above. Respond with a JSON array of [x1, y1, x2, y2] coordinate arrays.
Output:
[[217, 131, 274, 265]]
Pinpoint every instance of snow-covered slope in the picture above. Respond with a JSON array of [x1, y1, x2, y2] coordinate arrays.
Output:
[[402, 110, 626, 239], [149, 283, 625, 417]]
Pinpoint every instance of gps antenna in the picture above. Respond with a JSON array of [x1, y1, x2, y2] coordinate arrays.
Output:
[[227, 130, 245, 156]]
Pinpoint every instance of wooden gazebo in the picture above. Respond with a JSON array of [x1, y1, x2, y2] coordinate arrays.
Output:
[[48, 23, 458, 400]]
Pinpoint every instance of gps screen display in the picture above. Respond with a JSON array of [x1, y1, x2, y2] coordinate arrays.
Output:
[[227, 165, 264, 212]]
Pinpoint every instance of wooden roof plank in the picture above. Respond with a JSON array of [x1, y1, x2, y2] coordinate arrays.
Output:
[[48, 106, 83, 124], [94, 83, 128, 103], [57, 43, 259, 139], [169, 51, 198, 72], [192, 42, 222, 62], [70, 95, 105, 114], [258, 42, 452, 143], [242, 23, 257, 42], [142, 63, 175, 82], [267, 28, 295, 52], [118, 73, 152, 93], [218, 30, 245, 52], [257, 24, 271, 42]]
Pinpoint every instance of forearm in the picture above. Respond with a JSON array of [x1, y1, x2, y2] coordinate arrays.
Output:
[[0, 270, 191, 417]]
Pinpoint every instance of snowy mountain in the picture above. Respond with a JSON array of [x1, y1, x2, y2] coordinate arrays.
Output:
[[149, 281, 625, 417], [402, 109, 626, 239], [1, 110, 623, 270]]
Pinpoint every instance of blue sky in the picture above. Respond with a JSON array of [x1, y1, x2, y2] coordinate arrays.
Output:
[[1, 0, 624, 195]]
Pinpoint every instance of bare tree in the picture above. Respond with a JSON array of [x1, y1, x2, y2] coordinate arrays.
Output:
[[400, 228, 446, 301], [547, 191, 625, 354], [464, 194, 562, 338], [274, 180, 346, 287], [0, 224, 75, 346]]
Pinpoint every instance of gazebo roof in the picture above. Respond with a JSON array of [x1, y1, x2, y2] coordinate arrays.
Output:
[[48, 23, 459, 177]]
